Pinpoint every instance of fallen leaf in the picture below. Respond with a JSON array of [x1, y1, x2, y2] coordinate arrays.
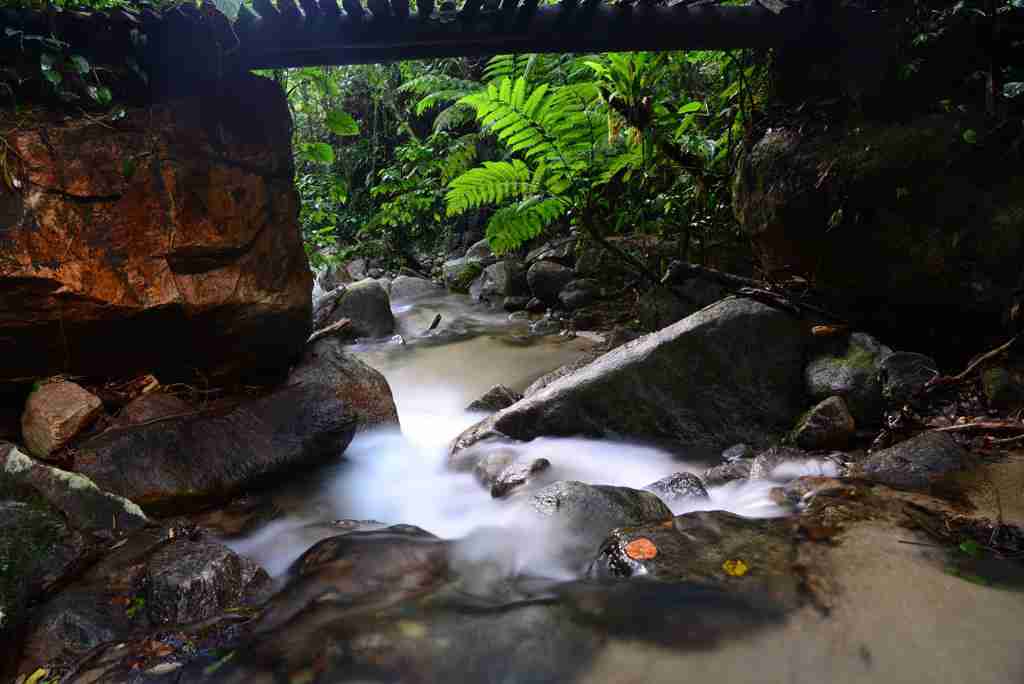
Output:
[[812, 324, 848, 337], [624, 538, 658, 560], [25, 668, 49, 684], [722, 559, 750, 577]]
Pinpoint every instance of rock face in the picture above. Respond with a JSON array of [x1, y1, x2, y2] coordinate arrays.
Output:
[[805, 332, 892, 425], [289, 335, 399, 431], [733, 115, 1024, 354], [70, 382, 357, 512], [390, 275, 439, 301], [453, 298, 810, 459], [466, 385, 523, 413], [21, 380, 103, 459], [854, 431, 968, 492], [0, 73, 311, 384], [527, 261, 575, 305], [1, 442, 148, 538], [792, 396, 856, 450], [312, 278, 395, 339]]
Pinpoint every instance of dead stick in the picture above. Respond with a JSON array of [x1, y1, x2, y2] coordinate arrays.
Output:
[[934, 421, 1024, 433], [927, 335, 1018, 389]]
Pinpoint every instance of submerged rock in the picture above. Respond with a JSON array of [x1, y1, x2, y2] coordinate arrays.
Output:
[[854, 431, 968, 492], [804, 332, 892, 425], [70, 382, 356, 512], [21, 380, 104, 459], [703, 459, 753, 486], [588, 510, 800, 609], [792, 396, 856, 450], [644, 472, 709, 504], [749, 446, 832, 481], [289, 335, 399, 431], [471, 448, 550, 498], [466, 385, 523, 413], [453, 298, 810, 460]]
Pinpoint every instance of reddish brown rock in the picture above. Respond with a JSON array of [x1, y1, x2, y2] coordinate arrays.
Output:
[[0, 73, 311, 385], [21, 380, 104, 459]]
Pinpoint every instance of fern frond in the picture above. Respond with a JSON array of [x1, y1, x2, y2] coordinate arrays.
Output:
[[432, 104, 475, 132], [445, 160, 539, 215], [483, 54, 532, 83], [441, 134, 479, 182], [485, 197, 569, 254]]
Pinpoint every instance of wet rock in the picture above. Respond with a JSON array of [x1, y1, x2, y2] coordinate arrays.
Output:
[[588, 510, 800, 609], [749, 446, 834, 480], [558, 279, 600, 310], [0, 495, 89, 642], [346, 258, 369, 281], [531, 481, 672, 552], [443, 258, 483, 293], [703, 459, 753, 486], [982, 365, 1024, 409], [503, 296, 530, 312], [722, 443, 755, 462], [111, 392, 191, 428], [476, 260, 528, 300], [1, 442, 147, 538], [0, 74, 310, 386], [465, 238, 497, 265], [527, 261, 575, 305], [527, 236, 577, 265], [146, 540, 247, 625], [472, 449, 551, 498], [638, 279, 731, 331], [71, 382, 356, 513], [21, 380, 104, 459], [454, 298, 810, 459], [390, 275, 439, 301], [644, 472, 709, 504], [529, 317, 562, 336], [508, 311, 531, 322], [792, 396, 856, 450], [854, 431, 968, 492], [526, 297, 546, 313], [289, 335, 399, 431], [878, 352, 939, 408], [312, 278, 395, 339], [466, 385, 523, 413], [805, 332, 892, 425], [367, 267, 385, 279]]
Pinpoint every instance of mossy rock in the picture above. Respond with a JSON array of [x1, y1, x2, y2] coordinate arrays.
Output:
[[450, 262, 483, 294]]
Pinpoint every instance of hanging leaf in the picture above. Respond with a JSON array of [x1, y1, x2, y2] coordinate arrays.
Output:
[[301, 142, 336, 164], [962, 129, 977, 145], [42, 69, 62, 86], [70, 55, 90, 74], [214, 0, 243, 19], [678, 101, 703, 114], [1003, 82, 1024, 99], [326, 110, 360, 136], [88, 86, 112, 105]]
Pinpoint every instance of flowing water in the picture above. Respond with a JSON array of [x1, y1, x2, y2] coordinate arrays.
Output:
[[223, 290, 1024, 684]]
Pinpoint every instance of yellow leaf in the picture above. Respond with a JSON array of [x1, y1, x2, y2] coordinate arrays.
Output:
[[26, 669, 49, 684], [722, 559, 749, 577]]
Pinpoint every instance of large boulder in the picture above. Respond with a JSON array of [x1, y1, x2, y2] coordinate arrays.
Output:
[[558, 279, 600, 310], [0, 73, 311, 385], [791, 396, 856, 450], [527, 261, 575, 305], [526, 236, 577, 265], [312, 278, 395, 339], [389, 275, 439, 301], [804, 332, 892, 425], [69, 382, 356, 512], [21, 380, 104, 459], [733, 115, 1024, 354], [288, 335, 399, 431], [453, 298, 810, 460], [474, 260, 528, 301], [852, 431, 968, 492]]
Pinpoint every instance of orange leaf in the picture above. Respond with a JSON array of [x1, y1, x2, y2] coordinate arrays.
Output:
[[624, 538, 658, 560]]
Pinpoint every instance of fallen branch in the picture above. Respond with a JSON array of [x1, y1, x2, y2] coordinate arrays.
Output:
[[988, 433, 1024, 445], [926, 335, 1018, 390], [934, 421, 1024, 433], [307, 318, 351, 345]]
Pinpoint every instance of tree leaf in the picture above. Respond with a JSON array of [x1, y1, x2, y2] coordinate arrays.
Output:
[[70, 55, 90, 74], [302, 142, 336, 164], [214, 0, 242, 19], [1003, 82, 1024, 99], [326, 110, 360, 136], [678, 101, 703, 114], [962, 128, 977, 144]]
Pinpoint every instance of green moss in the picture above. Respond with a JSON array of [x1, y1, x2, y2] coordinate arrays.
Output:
[[450, 262, 483, 293]]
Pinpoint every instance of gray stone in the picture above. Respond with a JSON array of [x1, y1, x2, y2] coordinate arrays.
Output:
[[390, 275, 438, 301], [722, 443, 754, 462], [559, 279, 600, 310], [21, 380, 104, 459], [1, 442, 148, 539], [466, 385, 523, 413], [703, 459, 753, 486], [453, 298, 810, 460], [749, 446, 818, 480], [312, 278, 395, 339], [471, 448, 550, 498], [879, 352, 939, 408], [526, 236, 577, 265], [644, 472, 709, 504], [146, 540, 245, 625], [855, 431, 968, 491], [477, 260, 528, 300], [443, 258, 483, 293], [465, 238, 497, 265], [527, 261, 575, 304], [531, 481, 673, 552], [805, 332, 892, 425], [792, 396, 856, 450], [523, 355, 601, 397], [529, 317, 562, 336], [288, 335, 399, 431], [345, 258, 368, 281]]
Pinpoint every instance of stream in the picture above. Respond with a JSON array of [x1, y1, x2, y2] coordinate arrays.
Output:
[[221, 290, 1024, 684]]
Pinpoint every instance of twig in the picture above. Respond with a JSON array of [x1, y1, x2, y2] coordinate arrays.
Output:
[[988, 433, 1024, 445], [934, 421, 1024, 433], [926, 336, 1018, 389], [307, 318, 352, 345]]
